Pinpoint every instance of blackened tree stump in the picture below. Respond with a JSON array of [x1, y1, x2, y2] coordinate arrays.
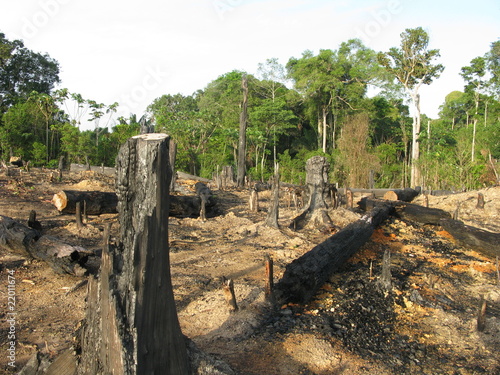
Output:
[[77, 133, 189, 374], [290, 156, 332, 230]]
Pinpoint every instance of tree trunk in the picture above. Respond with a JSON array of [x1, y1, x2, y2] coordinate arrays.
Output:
[[440, 219, 500, 258], [382, 187, 421, 202], [237, 74, 248, 187], [358, 198, 451, 225], [290, 156, 331, 230], [77, 133, 190, 374], [265, 168, 280, 228], [52, 190, 118, 215], [0, 215, 89, 276], [275, 204, 394, 304]]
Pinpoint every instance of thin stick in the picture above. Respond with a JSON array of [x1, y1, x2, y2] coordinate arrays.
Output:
[[75, 201, 83, 228], [265, 254, 274, 299], [496, 256, 500, 285], [477, 296, 487, 332]]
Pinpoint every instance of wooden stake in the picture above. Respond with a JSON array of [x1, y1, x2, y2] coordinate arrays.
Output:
[[265, 254, 274, 299], [453, 202, 461, 220], [496, 256, 499, 285], [75, 201, 83, 228], [249, 186, 259, 212], [222, 276, 238, 312], [477, 296, 487, 332], [346, 188, 353, 209], [424, 193, 429, 208]]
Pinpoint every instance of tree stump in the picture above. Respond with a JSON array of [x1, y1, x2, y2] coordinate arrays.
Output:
[[290, 156, 332, 230], [265, 169, 280, 228], [77, 133, 189, 374]]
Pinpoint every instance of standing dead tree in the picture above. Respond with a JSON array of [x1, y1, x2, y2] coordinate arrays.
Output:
[[289, 156, 332, 230], [77, 134, 189, 374]]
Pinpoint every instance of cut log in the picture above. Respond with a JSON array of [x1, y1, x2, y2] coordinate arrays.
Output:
[[440, 219, 500, 258], [77, 133, 189, 374], [0, 215, 89, 276], [52, 190, 118, 215], [382, 187, 420, 202], [275, 203, 394, 304]]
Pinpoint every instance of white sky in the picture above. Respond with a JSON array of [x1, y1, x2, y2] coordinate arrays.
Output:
[[1, 0, 499, 129]]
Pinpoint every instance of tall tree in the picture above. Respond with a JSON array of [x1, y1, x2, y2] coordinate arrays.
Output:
[[237, 74, 248, 186], [378, 27, 444, 187], [460, 57, 487, 162], [0, 33, 60, 112]]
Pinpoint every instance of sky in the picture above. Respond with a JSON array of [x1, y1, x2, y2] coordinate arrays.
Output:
[[1, 0, 499, 130]]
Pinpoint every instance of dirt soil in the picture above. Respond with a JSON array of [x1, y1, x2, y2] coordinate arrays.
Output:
[[0, 169, 499, 374]]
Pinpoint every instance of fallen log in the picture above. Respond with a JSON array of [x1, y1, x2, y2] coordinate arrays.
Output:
[[382, 187, 421, 202], [52, 190, 218, 218], [440, 219, 500, 258], [0, 215, 89, 276], [275, 203, 394, 304], [176, 171, 211, 183], [395, 202, 452, 225], [358, 197, 451, 225], [52, 190, 118, 215]]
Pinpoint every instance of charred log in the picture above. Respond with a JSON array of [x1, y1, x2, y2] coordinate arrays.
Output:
[[275, 203, 394, 304], [0, 215, 89, 276], [440, 219, 500, 258]]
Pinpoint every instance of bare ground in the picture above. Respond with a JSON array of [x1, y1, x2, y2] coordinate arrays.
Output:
[[0, 169, 499, 374]]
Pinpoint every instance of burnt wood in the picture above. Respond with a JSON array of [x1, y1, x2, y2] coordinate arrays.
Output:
[[290, 156, 331, 230], [275, 203, 394, 304], [0, 215, 89, 276], [77, 133, 189, 374], [440, 219, 500, 258]]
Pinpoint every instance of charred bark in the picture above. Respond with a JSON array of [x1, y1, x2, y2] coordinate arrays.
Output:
[[290, 156, 332, 230], [77, 133, 189, 374], [440, 219, 500, 258], [276, 204, 394, 304]]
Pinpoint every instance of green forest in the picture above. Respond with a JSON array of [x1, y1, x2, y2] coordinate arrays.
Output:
[[1, 28, 499, 190]]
